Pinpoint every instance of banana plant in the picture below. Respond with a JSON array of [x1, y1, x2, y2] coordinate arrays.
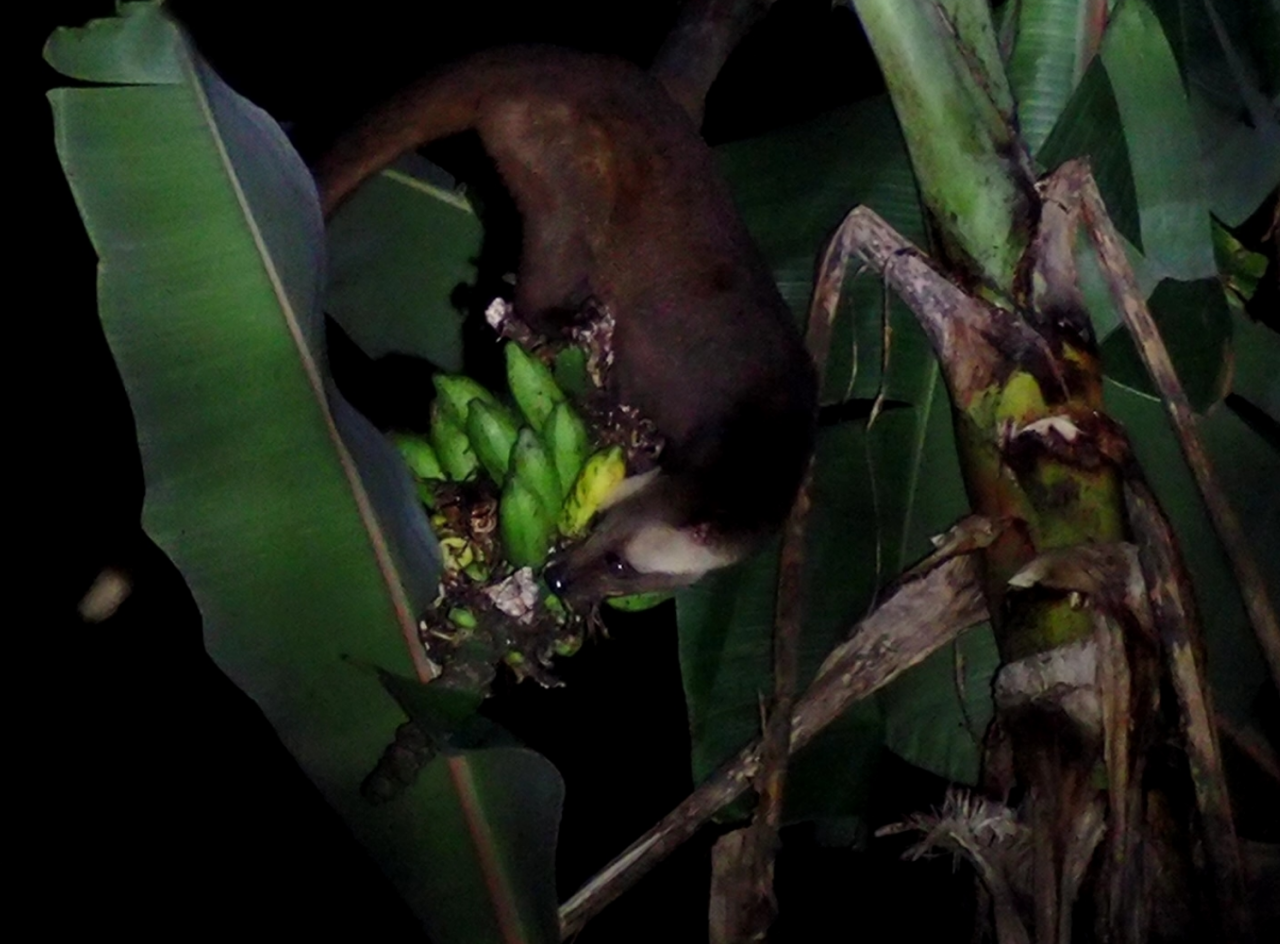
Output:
[[684, 1, 1275, 941]]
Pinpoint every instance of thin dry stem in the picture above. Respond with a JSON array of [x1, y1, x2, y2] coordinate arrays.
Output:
[[1068, 163, 1280, 698], [709, 171, 855, 941], [559, 550, 988, 938]]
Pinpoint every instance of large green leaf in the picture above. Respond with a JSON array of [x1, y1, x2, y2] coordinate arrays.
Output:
[[1149, 0, 1280, 226], [1038, 0, 1230, 278], [720, 96, 930, 409], [871, 382, 997, 783], [326, 152, 480, 371], [1230, 310, 1280, 423], [406, 749, 564, 944], [678, 541, 795, 798], [1006, 0, 1106, 158], [1100, 0, 1215, 281], [878, 626, 999, 785], [1038, 56, 1141, 246], [47, 5, 561, 939]]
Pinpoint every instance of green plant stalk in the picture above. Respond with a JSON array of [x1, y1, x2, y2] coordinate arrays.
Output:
[[851, 0, 1035, 294], [953, 362, 1127, 659]]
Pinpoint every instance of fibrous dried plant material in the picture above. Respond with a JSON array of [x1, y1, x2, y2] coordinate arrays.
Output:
[[881, 788, 1032, 944]]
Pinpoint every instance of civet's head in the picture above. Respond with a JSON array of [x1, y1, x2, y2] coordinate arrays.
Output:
[[543, 470, 751, 602]]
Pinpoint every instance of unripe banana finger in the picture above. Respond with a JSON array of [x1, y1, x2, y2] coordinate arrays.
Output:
[[499, 476, 556, 568], [505, 342, 567, 431], [467, 400, 521, 483], [510, 428, 562, 522], [543, 401, 589, 502], [434, 373, 499, 425], [390, 431, 446, 481], [440, 535, 475, 572], [447, 607, 478, 629], [553, 633, 583, 656], [430, 402, 479, 481]]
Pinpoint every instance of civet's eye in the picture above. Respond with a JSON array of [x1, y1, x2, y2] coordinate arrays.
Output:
[[605, 551, 629, 576]]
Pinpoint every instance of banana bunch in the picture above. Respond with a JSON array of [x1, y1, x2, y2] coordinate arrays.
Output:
[[392, 342, 672, 619], [393, 342, 629, 575]]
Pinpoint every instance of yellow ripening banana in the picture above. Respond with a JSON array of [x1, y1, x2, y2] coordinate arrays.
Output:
[[439, 535, 475, 572], [559, 446, 626, 538], [466, 399, 521, 483], [505, 342, 566, 431]]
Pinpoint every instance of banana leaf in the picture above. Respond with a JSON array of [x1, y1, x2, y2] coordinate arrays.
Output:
[[326, 152, 480, 371], [1004, 0, 1108, 158], [46, 4, 561, 940]]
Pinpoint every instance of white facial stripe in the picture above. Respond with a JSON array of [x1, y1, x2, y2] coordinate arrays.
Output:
[[599, 469, 660, 511], [623, 523, 738, 576]]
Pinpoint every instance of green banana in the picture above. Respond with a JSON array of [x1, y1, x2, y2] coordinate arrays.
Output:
[[559, 446, 627, 537], [433, 373, 499, 425], [509, 428, 562, 522], [604, 591, 673, 612], [499, 474, 556, 568], [505, 342, 566, 431], [543, 402, 589, 502], [429, 401, 479, 482], [553, 345, 591, 398], [390, 431, 447, 482], [447, 607, 478, 630], [466, 399, 521, 483]]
